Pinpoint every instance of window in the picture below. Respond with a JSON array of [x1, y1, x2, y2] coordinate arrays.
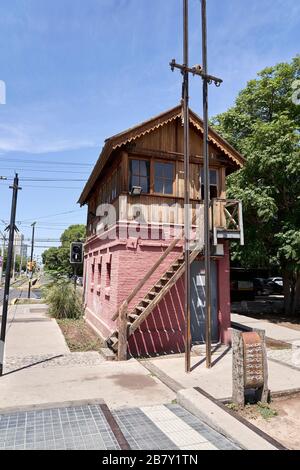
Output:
[[91, 263, 95, 289], [106, 263, 111, 288], [97, 263, 102, 286], [129, 159, 150, 194], [201, 169, 219, 200], [154, 162, 174, 195]]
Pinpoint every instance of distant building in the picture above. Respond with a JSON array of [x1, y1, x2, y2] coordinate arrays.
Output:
[[14, 232, 27, 258]]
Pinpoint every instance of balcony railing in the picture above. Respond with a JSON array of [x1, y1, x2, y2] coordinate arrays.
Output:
[[87, 195, 244, 246]]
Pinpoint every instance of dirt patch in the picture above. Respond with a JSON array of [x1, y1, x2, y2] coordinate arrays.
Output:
[[266, 337, 292, 350], [57, 319, 104, 352], [228, 394, 300, 450]]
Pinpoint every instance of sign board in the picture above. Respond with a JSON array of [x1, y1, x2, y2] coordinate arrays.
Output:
[[243, 332, 264, 389]]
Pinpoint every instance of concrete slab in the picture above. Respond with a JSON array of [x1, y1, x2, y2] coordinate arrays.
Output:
[[0, 359, 175, 411], [4, 304, 69, 357], [232, 313, 300, 344], [177, 388, 280, 450], [145, 350, 300, 400]]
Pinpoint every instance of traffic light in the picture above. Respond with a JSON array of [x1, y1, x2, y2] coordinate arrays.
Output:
[[27, 261, 33, 272], [70, 242, 84, 264]]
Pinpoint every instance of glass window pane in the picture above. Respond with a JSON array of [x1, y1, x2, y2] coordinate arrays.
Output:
[[140, 176, 149, 193], [210, 170, 217, 185], [131, 176, 140, 188], [131, 160, 139, 175], [155, 163, 164, 178], [139, 160, 148, 177], [164, 181, 173, 195], [154, 179, 164, 194], [210, 186, 218, 199], [164, 163, 174, 179]]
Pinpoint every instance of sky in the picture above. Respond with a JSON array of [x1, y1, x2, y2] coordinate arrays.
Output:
[[0, 0, 299, 259]]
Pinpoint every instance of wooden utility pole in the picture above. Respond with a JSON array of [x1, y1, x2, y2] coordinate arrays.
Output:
[[0, 174, 21, 377]]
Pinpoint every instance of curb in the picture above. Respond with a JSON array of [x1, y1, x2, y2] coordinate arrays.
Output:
[[177, 387, 286, 450], [0, 398, 106, 416]]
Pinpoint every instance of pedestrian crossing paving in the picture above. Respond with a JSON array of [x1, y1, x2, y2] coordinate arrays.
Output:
[[0, 402, 240, 450]]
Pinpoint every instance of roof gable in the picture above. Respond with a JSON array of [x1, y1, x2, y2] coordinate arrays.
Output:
[[78, 104, 245, 205]]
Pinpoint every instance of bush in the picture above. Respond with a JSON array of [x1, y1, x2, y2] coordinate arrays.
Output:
[[44, 276, 83, 320]]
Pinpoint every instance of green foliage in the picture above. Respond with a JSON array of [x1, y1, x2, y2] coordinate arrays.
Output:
[[212, 56, 300, 313], [43, 273, 83, 320], [257, 402, 278, 421], [42, 224, 85, 275]]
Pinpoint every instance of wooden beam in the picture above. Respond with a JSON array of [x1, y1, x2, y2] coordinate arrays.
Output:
[[129, 247, 201, 335], [111, 236, 182, 321], [118, 301, 128, 361]]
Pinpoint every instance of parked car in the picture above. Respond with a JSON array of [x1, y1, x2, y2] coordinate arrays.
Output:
[[253, 278, 267, 296], [265, 277, 283, 295], [230, 270, 255, 301]]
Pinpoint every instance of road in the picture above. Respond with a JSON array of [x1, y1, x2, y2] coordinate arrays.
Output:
[[0, 278, 40, 307]]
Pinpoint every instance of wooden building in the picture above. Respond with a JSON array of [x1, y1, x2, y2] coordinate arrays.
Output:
[[78, 105, 245, 358]]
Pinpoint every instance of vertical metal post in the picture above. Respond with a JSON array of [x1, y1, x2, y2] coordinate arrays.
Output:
[[0, 174, 21, 377], [201, 0, 212, 368], [183, 0, 191, 373], [28, 222, 36, 299]]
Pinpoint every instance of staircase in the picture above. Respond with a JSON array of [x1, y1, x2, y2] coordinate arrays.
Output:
[[106, 242, 202, 354]]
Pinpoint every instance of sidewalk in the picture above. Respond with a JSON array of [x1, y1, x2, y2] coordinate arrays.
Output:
[[231, 313, 300, 345], [0, 304, 175, 411]]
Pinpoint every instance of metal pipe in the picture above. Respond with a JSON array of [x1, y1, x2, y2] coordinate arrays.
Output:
[[183, 0, 191, 373], [201, 0, 212, 368], [27, 222, 36, 299]]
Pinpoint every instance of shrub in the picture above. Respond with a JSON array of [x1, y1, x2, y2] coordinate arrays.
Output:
[[44, 275, 83, 320]]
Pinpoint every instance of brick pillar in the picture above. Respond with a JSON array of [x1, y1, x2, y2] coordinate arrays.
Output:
[[218, 242, 231, 345]]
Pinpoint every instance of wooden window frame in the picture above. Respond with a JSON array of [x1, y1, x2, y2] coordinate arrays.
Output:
[[200, 167, 220, 200], [153, 160, 175, 196], [129, 158, 151, 194]]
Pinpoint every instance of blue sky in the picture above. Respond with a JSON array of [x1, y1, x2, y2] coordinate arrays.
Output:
[[0, 0, 299, 259]]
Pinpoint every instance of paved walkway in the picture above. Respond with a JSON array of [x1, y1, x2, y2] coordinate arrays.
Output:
[[0, 403, 239, 450], [0, 304, 175, 410], [232, 313, 300, 344], [143, 346, 300, 400]]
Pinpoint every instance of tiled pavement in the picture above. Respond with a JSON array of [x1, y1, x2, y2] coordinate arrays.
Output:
[[0, 403, 240, 451]]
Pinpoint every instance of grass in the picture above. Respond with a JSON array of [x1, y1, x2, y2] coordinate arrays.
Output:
[[227, 401, 278, 421], [57, 318, 105, 352]]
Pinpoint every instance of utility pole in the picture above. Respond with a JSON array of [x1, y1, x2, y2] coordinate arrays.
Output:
[[183, 0, 191, 374], [28, 222, 36, 299], [170, 0, 222, 370], [201, 0, 212, 369], [0, 174, 21, 377]]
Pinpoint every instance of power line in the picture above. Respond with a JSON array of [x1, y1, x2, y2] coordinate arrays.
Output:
[[0, 167, 90, 175], [19, 209, 84, 223]]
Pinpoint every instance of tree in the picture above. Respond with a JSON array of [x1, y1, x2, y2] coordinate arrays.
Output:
[[212, 56, 300, 315], [42, 224, 86, 275]]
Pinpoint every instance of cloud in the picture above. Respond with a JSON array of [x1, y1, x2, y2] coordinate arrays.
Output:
[[0, 122, 96, 154]]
